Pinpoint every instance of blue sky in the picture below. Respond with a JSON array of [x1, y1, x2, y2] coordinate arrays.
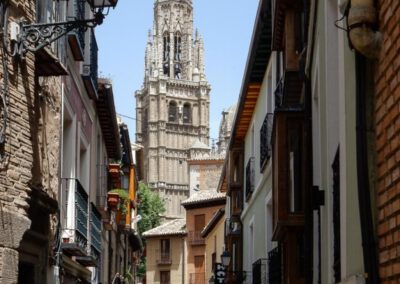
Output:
[[96, 0, 259, 142]]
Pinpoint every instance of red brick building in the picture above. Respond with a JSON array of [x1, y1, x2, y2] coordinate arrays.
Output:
[[375, 0, 400, 281]]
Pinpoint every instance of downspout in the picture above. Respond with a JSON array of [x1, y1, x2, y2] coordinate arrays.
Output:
[[182, 236, 185, 284], [347, 0, 382, 58], [355, 53, 379, 283]]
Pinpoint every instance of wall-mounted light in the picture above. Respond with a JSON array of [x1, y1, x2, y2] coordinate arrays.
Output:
[[8, 0, 118, 57]]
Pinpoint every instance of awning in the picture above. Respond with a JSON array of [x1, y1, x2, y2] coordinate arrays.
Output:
[[128, 231, 143, 252]]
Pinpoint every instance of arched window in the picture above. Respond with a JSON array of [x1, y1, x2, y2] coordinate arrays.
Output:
[[174, 33, 182, 61], [174, 33, 182, 79], [163, 33, 170, 75], [183, 103, 191, 124], [168, 101, 178, 122]]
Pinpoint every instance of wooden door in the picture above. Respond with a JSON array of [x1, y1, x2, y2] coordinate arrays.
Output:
[[194, 255, 205, 284]]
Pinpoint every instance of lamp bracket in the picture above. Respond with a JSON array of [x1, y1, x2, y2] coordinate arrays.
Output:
[[16, 12, 104, 56]]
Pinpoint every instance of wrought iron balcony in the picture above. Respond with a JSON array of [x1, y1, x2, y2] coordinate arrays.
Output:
[[245, 157, 255, 201], [252, 258, 267, 284], [67, 0, 86, 61], [260, 113, 274, 170], [274, 71, 303, 110], [188, 231, 205, 245], [61, 178, 89, 256], [82, 29, 99, 99], [156, 250, 172, 265], [75, 203, 101, 267], [268, 246, 282, 284], [90, 202, 102, 255], [189, 273, 205, 284]]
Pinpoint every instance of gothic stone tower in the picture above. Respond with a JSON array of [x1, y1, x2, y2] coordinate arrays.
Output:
[[135, 0, 211, 219]]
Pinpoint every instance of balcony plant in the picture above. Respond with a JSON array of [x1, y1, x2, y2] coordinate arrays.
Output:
[[108, 188, 129, 227]]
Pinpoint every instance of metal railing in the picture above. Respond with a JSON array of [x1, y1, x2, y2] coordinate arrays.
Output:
[[260, 113, 274, 170], [268, 246, 282, 284], [188, 231, 205, 245], [245, 157, 255, 201], [156, 250, 172, 265], [252, 258, 268, 284], [75, 180, 89, 249], [90, 202, 102, 256], [189, 273, 205, 284], [75, 0, 85, 51], [61, 178, 89, 251]]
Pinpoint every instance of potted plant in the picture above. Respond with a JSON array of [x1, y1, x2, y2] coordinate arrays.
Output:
[[108, 189, 130, 226]]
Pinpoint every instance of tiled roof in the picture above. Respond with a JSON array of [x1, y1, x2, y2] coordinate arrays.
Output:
[[142, 219, 186, 238], [181, 190, 226, 206]]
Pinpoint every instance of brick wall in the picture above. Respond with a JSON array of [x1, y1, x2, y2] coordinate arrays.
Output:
[[0, 1, 61, 282], [375, 0, 400, 281]]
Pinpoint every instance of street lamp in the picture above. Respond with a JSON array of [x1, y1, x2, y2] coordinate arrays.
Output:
[[6, 0, 118, 57], [221, 249, 231, 267]]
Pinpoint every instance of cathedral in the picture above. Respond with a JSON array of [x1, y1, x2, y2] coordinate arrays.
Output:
[[135, 0, 211, 219]]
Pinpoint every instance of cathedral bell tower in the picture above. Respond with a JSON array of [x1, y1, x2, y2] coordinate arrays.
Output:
[[135, 0, 211, 220]]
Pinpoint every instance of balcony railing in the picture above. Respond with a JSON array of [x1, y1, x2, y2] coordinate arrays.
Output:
[[252, 258, 267, 284], [274, 72, 303, 110], [245, 157, 255, 201], [90, 203, 102, 255], [61, 178, 88, 256], [76, 0, 85, 51], [189, 273, 205, 284], [82, 30, 98, 99], [188, 231, 205, 245], [268, 246, 282, 284], [156, 250, 172, 265], [260, 113, 274, 170]]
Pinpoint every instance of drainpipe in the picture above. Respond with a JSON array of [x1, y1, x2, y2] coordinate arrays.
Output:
[[355, 53, 380, 284], [347, 0, 382, 58], [182, 237, 185, 284]]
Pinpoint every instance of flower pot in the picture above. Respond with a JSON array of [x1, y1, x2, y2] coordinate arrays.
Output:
[[107, 193, 120, 210]]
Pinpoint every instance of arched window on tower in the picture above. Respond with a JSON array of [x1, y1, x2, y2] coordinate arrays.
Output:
[[168, 101, 178, 122], [174, 33, 182, 79], [163, 33, 170, 75], [183, 103, 191, 124]]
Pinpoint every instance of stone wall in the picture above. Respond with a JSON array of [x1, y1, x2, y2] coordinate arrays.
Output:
[[375, 0, 400, 280], [0, 1, 61, 282]]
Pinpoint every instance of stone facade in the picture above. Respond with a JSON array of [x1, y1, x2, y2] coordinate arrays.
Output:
[[0, 1, 62, 283], [136, 0, 211, 219], [375, 0, 400, 281]]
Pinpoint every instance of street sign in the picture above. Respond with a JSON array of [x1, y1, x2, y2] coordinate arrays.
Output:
[[214, 262, 226, 284]]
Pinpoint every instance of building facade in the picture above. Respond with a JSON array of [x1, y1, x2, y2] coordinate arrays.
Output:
[[135, 0, 211, 220], [143, 219, 187, 284]]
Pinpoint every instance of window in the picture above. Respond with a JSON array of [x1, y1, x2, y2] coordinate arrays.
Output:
[[174, 33, 182, 61], [183, 103, 191, 123], [163, 33, 170, 75], [168, 101, 178, 122], [174, 33, 182, 78], [194, 214, 205, 232], [160, 239, 170, 260], [160, 271, 170, 284]]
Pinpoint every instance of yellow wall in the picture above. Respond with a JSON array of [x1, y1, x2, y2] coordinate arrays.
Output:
[[204, 217, 225, 282], [145, 235, 186, 284]]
